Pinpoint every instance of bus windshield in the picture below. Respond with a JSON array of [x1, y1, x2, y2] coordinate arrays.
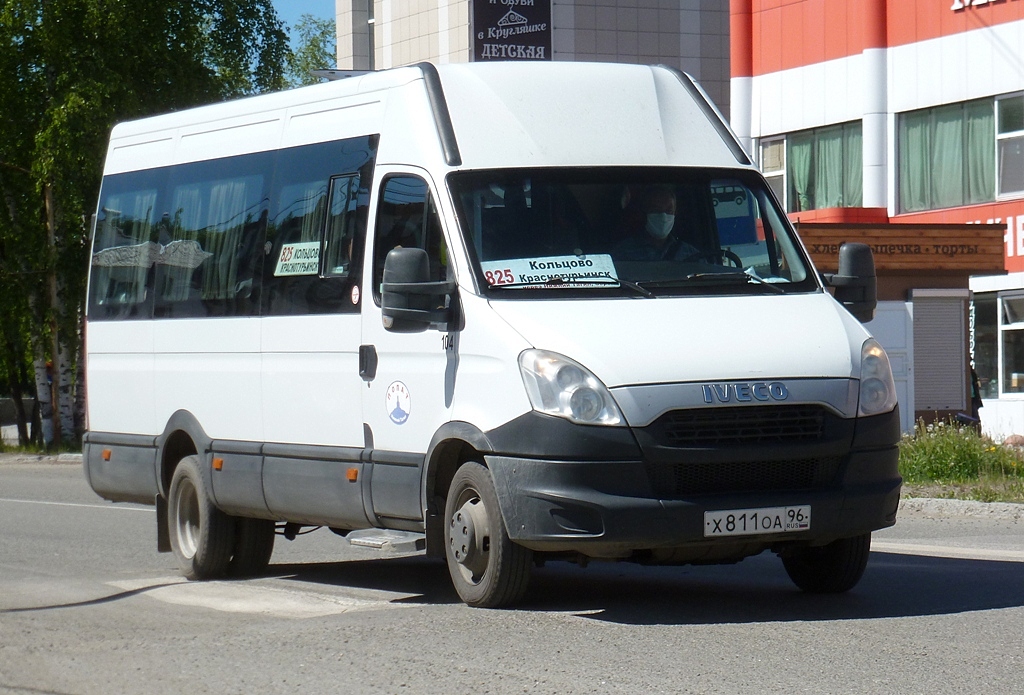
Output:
[[447, 168, 817, 297]]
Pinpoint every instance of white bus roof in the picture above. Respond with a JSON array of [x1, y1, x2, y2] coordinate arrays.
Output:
[[104, 62, 751, 176]]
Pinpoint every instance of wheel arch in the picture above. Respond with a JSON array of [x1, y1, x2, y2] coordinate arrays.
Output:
[[156, 410, 213, 499], [422, 421, 495, 557]]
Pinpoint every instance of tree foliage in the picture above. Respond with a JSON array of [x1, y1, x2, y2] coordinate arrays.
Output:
[[285, 13, 337, 87], [0, 0, 288, 447]]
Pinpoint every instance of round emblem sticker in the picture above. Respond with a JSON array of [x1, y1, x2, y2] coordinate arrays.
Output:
[[386, 381, 411, 425], [350, 284, 360, 306]]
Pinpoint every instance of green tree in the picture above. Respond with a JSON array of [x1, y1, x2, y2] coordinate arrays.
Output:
[[0, 0, 289, 448], [285, 13, 337, 87]]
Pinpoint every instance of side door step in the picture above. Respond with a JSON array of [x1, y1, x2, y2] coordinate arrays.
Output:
[[346, 528, 426, 553]]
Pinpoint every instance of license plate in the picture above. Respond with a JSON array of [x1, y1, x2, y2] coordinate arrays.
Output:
[[704, 505, 811, 537]]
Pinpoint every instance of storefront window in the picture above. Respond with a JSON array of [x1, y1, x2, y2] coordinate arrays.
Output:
[[1001, 295, 1024, 394], [973, 294, 998, 399]]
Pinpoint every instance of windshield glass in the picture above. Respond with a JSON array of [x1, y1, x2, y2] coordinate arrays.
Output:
[[448, 168, 817, 297]]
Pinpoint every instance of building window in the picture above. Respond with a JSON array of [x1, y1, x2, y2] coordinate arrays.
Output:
[[997, 94, 1024, 198], [759, 138, 785, 207], [1001, 294, 1024, 396], [785, 121, 862, 213], [898, 99, 995, 213], [757, 124, 863, 214]]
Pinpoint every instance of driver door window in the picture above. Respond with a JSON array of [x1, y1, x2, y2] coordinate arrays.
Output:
[[372, 175, 447, 302]]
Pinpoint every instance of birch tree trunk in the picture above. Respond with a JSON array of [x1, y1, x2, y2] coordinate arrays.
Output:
[[31, 344, 54, 448], [57, 343, 74, 442], [74, 329, 86, 440], [44, 181, 62, 448]]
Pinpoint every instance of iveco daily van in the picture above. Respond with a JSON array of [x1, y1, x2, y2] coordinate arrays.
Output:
[[84, 62, 901, 607]]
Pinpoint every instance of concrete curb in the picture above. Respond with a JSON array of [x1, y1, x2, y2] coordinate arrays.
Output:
[[0, 452, 83, 465], [899, 497, 1023, 521]]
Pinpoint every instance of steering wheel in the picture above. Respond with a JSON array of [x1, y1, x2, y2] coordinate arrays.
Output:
[[682, 249, 744, 268]]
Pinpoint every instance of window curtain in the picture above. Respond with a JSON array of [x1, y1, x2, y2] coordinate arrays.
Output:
[[931, 104, 965, 209], [204, 180, 250, 299], [843, 123, 863, 207], [814, 125, 844, 209], [788, 132, 814, 212], [296, 182, 328, 242], [966, 100, 995, 203], [899, 111, 932, 212]]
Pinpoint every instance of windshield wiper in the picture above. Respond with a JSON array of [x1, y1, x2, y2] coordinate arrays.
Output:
[[683, 271, 786, 294], [488, 275, 654, 298]]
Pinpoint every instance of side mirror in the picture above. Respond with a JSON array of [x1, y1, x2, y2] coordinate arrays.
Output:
[[823, 242, 877, 323], [381, 247, 456, 333]]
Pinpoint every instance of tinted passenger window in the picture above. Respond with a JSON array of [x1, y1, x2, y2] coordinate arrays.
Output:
[[89, 169, 165, 320], [263, 138, 377, 315], [155, 159, 269, 319], [87, 136, 379, 321]]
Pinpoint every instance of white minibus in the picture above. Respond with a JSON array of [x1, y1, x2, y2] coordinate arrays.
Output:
[[84, 62, 900, 607]]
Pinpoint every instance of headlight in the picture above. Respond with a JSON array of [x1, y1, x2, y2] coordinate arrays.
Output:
[[858, 338, 897, 416], [519, 350, 624, 426]]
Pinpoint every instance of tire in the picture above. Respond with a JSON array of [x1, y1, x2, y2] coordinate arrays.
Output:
[[229, 518, 276, 577], [168, 455, 235, 580], [781, 533, 872, 593], [444, 461, 532, 608]]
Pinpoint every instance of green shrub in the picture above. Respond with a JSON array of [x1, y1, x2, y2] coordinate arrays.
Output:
[[898, 419, 1024, 484]]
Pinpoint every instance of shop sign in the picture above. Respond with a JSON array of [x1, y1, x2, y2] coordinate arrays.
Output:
[[795, 223, 1006, 274], [473, 0, 551, 61]]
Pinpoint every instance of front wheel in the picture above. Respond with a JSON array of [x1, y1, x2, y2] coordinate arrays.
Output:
[[781, 533, 871, 593], [444, 461, 532, 608], [168, 455, 235, 580]]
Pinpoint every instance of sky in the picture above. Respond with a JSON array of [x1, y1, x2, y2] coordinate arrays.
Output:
[[271, 0, 337, 37]]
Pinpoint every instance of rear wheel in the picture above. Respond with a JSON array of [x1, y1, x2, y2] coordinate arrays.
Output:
[[781, 533, 871, 593], [229, 518, 276, 577], [444, 461, 532, 608], [168, 455, 235, 580]]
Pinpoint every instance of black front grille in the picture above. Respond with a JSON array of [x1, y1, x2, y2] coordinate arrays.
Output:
[[654, 405, 826, 447], [646, 456, 842, 497]]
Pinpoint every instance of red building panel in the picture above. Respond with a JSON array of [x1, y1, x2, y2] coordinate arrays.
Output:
[[741, 0, 1024, 77]]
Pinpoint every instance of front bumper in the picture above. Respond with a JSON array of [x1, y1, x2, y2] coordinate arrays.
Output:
[[484, 408, 902, 558]]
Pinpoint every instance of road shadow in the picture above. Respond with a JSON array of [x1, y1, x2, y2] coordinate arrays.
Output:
[[521, 550, 1024, 624], [267, 549, 1024, 623], [270, 555, 462, 605]]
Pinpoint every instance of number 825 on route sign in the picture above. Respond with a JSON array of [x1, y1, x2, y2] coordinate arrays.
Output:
[[704, 505, 811, 537]]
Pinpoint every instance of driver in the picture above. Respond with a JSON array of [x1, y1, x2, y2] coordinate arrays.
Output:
[[613, 185, 700, 261]]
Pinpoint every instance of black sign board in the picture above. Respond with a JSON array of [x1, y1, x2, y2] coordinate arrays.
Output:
[[472, 0, 552, 61]]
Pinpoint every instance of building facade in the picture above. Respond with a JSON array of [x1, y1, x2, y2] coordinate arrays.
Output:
[[730, 0, 1024, 437], [335, 0, 733, 112]]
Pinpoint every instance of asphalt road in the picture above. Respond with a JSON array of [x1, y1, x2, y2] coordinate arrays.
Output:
[[1, 457, 1022, 695]]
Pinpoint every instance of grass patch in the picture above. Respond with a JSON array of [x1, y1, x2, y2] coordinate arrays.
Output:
[[899, 419, 1024, 503]]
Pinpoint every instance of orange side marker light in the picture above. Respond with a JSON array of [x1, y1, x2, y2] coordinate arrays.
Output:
[[346, 468, 359, 482], [101, 449, 112, 461], [212, 457, 224, 471]]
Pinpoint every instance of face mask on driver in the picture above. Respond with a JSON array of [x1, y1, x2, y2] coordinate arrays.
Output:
[[646, 213, 675, 240]]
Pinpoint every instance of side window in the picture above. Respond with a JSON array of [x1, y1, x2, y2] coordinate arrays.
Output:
[[263, 138, 376, 316], [323, 175, 361, 278], [156, 172, 266, 318], [89, 179, 162, 320], [372, 175, 447, 304]]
